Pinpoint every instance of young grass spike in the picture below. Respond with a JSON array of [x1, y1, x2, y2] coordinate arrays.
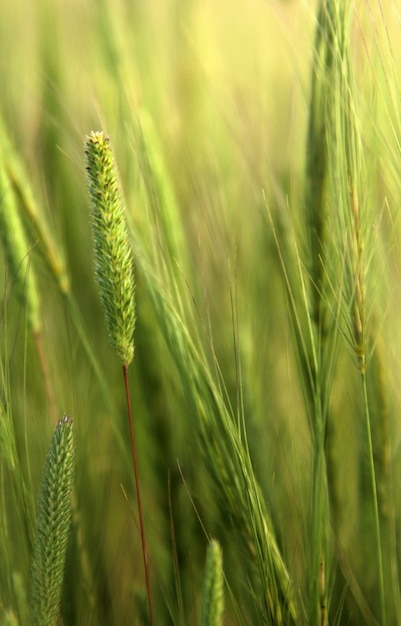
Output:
[[85, 130, 136, 366], [200, 540, 224, 626], [30, 415, 75, 626]]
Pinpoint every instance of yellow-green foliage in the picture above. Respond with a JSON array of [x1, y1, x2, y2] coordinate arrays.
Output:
[[0, 165, 40, 334], [0, 609, 19, 626], [0, 0, 401, 624], [0, 118, 70, 295]]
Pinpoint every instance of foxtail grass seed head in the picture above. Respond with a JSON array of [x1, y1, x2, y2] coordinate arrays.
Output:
[[200, 540, 224, 626], [85, 131, 136, 366], [30, 415, 75, 626]]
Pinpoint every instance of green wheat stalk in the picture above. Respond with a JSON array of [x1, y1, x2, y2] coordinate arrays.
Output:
[[0, 115, 70, 295], [305, 0, 334, 335], [30, 415, 75, 626], [321, 0, 388, 621], [0, 164, 40, 335], [129, 217, 297, 624], [200, 540, 224, 626], [302, 1, 342, 622], [0, 161, 59, 421], [267, 2, 342, 618], [312, 0, 387, 622]]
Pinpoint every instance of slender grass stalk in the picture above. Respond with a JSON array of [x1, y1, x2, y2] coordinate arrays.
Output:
[[132, 113, 188, 272], [0, 162, 58, 422], [303, 1, 341, 621], [30, 415, 75, 626], [128, 199, 297, 624], [268, 202, 329, 625], [0, 116, 70, 295], [305, 0, 334, 336], [272, 1, 342, 619], [85, 131, 154, 626], [122, 362, 154, 624], [0, 164, 40, 336], [360, 363, 386, 625], [324, 0, 386, 621]]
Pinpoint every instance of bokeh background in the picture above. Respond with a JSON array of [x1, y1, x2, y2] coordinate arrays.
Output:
[[1, 0, 401, 624]]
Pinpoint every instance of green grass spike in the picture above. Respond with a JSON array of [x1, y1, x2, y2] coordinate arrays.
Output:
[[30, 415, 75, 626], [85, 131, 136, 366], [200, 540, 224, 626]]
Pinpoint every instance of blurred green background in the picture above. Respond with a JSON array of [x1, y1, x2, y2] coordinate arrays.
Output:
[[1, 0, 401, 624]]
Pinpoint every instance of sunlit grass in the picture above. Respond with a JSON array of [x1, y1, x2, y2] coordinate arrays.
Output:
[[1, 0, 401, 624]]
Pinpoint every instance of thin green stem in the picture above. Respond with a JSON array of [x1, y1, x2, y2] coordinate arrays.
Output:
[[361, 361, 386, 626], [308, 387, 328, 626], [123, 364, 154, 626]]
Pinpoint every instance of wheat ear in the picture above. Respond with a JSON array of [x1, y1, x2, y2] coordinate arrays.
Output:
[[0, 116, 70, 295], [200, 540, 224, 626], [0, 164, 40, 334]]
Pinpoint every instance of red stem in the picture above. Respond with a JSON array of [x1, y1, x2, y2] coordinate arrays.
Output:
[[123, 364, 155, 626]]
